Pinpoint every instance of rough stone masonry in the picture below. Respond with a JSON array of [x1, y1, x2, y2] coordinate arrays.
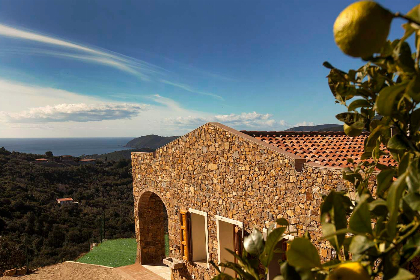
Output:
[[132, 122, 352, 280]]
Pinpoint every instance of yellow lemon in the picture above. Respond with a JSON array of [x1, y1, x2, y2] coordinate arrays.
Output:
[[344, 124, 363, 137], [327, 262, 370, 280], [334, 1, 394, 58]]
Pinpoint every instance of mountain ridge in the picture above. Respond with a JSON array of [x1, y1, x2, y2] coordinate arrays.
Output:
[[286, 123, 343, 132], [124, 135, 179, 149]]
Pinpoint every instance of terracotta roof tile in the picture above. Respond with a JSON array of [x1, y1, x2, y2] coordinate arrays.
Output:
[[240, 130, 396, 168]]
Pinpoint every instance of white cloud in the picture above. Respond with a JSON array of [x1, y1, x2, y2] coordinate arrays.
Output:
[[293, 121, 315, 127], [0, 79, 290, 137], [0, 79, 209, 137], [164, 111, 288, 130], [1, 103, 148, 123]]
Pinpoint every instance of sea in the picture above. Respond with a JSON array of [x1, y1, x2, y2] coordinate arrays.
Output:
[[0, 137, 134, 157]]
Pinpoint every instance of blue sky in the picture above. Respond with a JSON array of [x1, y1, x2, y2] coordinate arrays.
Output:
[[0, 0, 417, 137]]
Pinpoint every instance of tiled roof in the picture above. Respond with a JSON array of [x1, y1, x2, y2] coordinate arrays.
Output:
[[56, 198, 73, 202], [241, 130, 396, 168], [80, 158, 96, 162]]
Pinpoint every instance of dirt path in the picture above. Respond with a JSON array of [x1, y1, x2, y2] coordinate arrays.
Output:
[[2, 262, 127, 280]]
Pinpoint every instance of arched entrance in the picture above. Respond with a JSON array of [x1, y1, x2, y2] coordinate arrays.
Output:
[[137, 191, 168, 265]]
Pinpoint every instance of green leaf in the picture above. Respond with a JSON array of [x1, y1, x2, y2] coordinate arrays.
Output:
[[243, 228, 264, 256], [406, 159, 420, 193], [320, 191, 349, 250], [280, 262, 301, 280], [349, 194, 372, 235], [224, 249, 260, 279], [394, 42, 416, 74], [336, 112, 358, 124], [219, 261, 256, 280], [388, 135, 409, 151], [286, 238, 321, 269], [404, 192, 420, 211], [322, 61, 334, 70], [259, 226, 286, 267], [369, 199, 388, 216], [399, 152, 411, 176], [349, 235, 375, 255], [387, 173, 408, 239], [366, 125, 384, 148], [388, 268, 415, 280], [377, 169, 395, 197], [376, 82, 408, 116], [348, 99, 370, 111], [402, 5, 420, 43], [402, 233, 420, 264], [276, 218, 289, 227], [410, 108, 420, 132], [407, 74, 420, 102]]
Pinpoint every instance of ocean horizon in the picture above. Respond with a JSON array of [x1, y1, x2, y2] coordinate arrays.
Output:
[[0, 137, 135, 157]]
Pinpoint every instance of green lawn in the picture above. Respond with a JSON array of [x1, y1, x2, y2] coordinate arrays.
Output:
[[77, 238, 137, 267]]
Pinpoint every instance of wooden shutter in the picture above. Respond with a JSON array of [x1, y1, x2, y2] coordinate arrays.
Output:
[[234, 226, 242, 258], [187, 212, 193, 261], [233, 226, 242, 278], [179, 210, 191, 261], [281, 239, 288, 261]]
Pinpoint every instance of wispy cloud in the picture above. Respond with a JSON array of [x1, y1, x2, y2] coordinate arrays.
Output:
[[0, 24, 162, 81], [0, 24, 225, 100], [160, 79, 224, 100], [1, 103, 148, 123], [0, 24, 165, 80], [164, 111, 288, 129]]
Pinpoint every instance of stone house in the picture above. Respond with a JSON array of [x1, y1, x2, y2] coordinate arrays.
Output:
[[131, 122, 394, 280], [56, 197, 76, 205]]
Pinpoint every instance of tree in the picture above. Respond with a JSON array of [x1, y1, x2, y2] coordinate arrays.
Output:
[[45, 151, 53, 158], [213, 2, 420, 280]]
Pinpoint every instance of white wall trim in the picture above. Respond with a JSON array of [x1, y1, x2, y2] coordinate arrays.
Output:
[[189, 208, 209, 268], [215, 215, 243, 227], [188, 208, 207, 217]]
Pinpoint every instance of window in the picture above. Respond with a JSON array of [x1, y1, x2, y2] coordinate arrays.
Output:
[[189, 209, 209, 266], [216, 216, 243, 277], [179, 209, 209, 265]]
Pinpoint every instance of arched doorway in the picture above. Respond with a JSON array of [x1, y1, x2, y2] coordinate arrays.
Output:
[[137, 191, 168, 264]]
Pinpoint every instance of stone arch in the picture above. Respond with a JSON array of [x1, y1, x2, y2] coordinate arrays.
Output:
[[137, 190, 168, 264]]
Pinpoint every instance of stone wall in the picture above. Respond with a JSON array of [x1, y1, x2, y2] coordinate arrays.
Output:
[[132, 122, 350, 279]]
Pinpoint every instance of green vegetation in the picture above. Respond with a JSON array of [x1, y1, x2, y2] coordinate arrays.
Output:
[[84, 148, 154, 161], [213, 2, 420, 280], [77, 238, 137, 267], [165, 233, 170, 257], [0, 150, 135, 274]]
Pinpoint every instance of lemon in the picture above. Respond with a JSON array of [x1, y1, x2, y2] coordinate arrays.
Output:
[[334, 1, 394, 58], [344, 124, 363, 137], [327, 262, 370, 280]]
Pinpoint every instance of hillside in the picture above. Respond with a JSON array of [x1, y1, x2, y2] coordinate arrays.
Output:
[[83, 148, 154, 161], [0, 148, 135, 274], [286, 123, 343, 132], [124, 135, 179, 149]]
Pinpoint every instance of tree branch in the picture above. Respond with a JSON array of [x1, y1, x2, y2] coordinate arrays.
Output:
[[395, 12, 420, 26]]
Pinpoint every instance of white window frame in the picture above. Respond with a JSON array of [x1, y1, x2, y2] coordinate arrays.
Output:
[[188, 208, 209, 267]]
